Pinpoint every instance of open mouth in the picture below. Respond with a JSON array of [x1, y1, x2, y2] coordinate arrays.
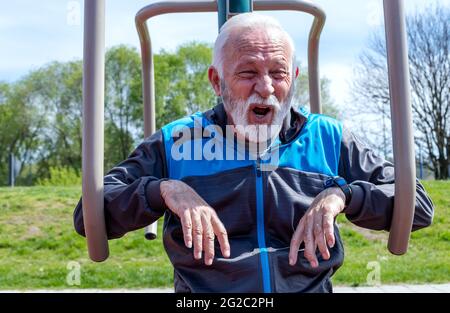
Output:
[[251, 105, 272, 117]]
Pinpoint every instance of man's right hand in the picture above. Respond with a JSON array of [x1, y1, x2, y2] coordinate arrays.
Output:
[[160, 180, 230, 265]]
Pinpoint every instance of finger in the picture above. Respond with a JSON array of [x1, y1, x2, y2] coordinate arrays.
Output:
[[201, 212, 215, 266], [304, 215, 318, 268], [314, 213, 330, 260], [211, 213, 230, 258], [180, 209, 192, 248], [191, 210, 203, 260], [323, 212, 335, 248], [289, 219, 305, 266]]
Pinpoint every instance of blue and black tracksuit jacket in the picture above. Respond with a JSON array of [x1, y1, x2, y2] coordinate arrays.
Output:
[[74, 103, 434, 293]]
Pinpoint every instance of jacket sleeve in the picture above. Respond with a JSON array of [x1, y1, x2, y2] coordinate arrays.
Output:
[[338, 127, 434, 231], [73, 130, 168, 239]]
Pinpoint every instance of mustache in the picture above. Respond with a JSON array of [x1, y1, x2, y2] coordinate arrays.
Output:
[[244, 94, 281, 110]]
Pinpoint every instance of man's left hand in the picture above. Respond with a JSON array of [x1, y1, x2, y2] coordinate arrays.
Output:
[[289, 187, 345, 268]]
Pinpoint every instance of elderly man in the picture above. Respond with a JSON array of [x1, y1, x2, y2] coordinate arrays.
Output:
[[74, 13, 433, 293]]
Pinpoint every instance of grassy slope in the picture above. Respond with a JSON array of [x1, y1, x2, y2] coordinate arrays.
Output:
[[0, 181, 448, 289], [333, 180, 450, 286]]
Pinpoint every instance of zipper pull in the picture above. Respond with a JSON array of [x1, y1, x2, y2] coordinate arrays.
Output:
[[256, 157, 262, 177]]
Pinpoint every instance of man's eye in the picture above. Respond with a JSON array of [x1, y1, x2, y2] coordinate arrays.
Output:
[[238, 71, 257, 78], [271, 71, 287, 79]]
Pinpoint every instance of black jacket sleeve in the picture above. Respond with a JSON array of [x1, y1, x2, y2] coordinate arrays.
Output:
[[338, 127, 434, 231], [73, 130, 168, 239]]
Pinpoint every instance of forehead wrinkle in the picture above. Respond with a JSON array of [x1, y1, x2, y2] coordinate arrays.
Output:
[[236, 54, 290, 68], [235, 35, 287, 52], [223, 29, 293, 73], [237, 32, 290, 54], [234, 46, 291, 70]]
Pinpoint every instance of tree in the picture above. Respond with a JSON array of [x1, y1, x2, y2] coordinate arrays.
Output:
[[105, 43, 217, 170], [351, 5, 449, 179], [24, 61, 84, 181], [154, 42, 216, 129], [0, 43, 217, 185], [0, 82, 13, 184], [105, 45, 142, 169], [1, 60, 86, 185], [103, 43, 216, 169], [0, 78, 45, 185], [293, 65, 341, 119]]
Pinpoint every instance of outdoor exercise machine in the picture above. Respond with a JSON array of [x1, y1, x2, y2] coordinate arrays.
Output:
[[82, 0, 416, 262]]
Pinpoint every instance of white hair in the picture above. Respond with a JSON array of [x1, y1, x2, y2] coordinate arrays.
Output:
[[212, 12, 296, 76]]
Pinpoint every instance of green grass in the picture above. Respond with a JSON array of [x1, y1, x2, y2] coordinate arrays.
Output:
[[0, 181, 448, 289], [0, 186, 171, 289], [332, 180, 450, 286]]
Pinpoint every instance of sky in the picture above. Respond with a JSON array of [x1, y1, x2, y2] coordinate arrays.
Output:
[[0, 0, 448, 111]]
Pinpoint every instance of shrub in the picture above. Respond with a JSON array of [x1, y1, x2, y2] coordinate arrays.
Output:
[[36, 167, 81, 186]]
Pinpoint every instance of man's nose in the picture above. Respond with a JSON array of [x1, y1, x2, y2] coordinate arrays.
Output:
[[254, 75, 275, 99]]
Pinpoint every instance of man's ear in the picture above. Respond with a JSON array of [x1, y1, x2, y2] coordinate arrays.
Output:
[[208, 66, 221, 96]]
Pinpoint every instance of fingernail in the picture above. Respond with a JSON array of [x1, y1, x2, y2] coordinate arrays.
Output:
[[206, 259, 212, 266], [289, 258, 294, 266], [187, 241, 192, 248], [224, 249, 230, 258]]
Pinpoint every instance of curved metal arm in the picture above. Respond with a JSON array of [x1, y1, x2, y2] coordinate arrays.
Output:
[[136, 0, 326, 240], [383, 0, 415, 255], [136, 0, 217, 138]]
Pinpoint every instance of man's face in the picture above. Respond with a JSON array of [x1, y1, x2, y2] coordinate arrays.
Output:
[[212, 29, 295, 143]]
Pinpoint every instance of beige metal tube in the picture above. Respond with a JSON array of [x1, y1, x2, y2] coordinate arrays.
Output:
[[82, 0, 109, 262], [383, 0, 415, 255], [136, 0, 325, 239]]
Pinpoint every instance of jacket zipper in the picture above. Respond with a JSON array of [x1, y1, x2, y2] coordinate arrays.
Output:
[[255, 157, 271, 293]]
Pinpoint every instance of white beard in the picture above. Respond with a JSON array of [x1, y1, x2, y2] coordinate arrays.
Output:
[[222, 85, 292, 144]]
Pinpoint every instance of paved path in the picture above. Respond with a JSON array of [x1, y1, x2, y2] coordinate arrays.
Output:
[[2, 283, 449, 293], [334, 283, 450, 293]]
